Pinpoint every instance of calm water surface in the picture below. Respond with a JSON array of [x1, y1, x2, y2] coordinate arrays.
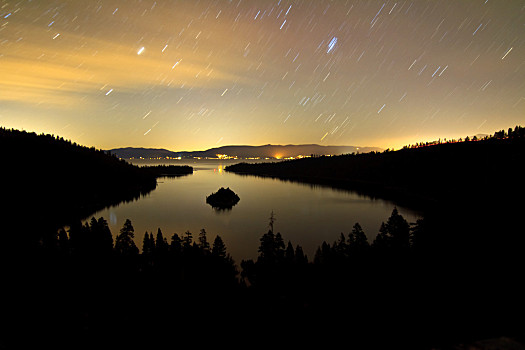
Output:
[[90, 159, 420, 263]]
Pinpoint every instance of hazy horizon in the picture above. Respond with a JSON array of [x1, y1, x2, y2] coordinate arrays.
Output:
[[1, 1, 523, 151], [109, 143, 382, 151]]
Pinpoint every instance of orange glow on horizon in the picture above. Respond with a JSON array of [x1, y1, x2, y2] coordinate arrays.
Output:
[[0, 1, 523, 151]]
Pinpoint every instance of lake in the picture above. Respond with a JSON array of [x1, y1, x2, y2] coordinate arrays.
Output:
[[90, 159, 420, 263]]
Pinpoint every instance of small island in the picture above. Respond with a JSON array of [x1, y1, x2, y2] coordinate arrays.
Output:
[[206, 187, 240, 210]]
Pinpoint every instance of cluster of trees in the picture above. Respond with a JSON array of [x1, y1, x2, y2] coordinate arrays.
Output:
[[240, 212, 308, 292], [1, 127, 193, 256], [235, 206, 523, 348], [1, 127, 159, 250], [226, 125, 525, 210], [36, 207, 431, 293], [241, 208, 422, 287], [42, 208, 422, 276], [225, 128, 524, 347], [313, 208, 417, 265], [3, 125, 523, 347], [141, 225, 231, 262], [2, 215, 241, 348], [4, 205, 523, 348], [492, 125, 525, 139], [44, 217, 238, 288], [402, 125, 525, 149]]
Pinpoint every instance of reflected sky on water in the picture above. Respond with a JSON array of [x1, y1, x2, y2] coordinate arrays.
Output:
[[91, 159, 420, 263]]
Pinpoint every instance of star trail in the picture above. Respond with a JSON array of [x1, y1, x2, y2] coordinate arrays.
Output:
[[1, 0, 524, 150]]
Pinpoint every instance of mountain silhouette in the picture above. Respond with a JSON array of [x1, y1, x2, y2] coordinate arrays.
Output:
[[109, 144, 383, 159]]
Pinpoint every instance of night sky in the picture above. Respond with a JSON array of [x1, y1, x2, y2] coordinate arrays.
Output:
[[1, 0, 524, 151]]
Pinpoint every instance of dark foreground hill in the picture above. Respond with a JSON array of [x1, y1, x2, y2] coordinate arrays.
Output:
[[225, 128, 525, 262], [225, 131, 525, 209], [224, 127, 525, 347], [109, 144, 382, 159], [0, 128, 159, 246], [2, 126, 524, 349]]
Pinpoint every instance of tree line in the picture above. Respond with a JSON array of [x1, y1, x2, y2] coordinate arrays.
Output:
[[3, 207, 523, 348], [402, 125, 525, 149], [20, 208, 431, 301], [2, 125, 523, 347], [1, 127, 190, 250], [225, 125, 525, 211], [238, 207, 523, 348], [47, 217, 239, 288], [44, 208, 420, 270], [240, 208, 425, 293]]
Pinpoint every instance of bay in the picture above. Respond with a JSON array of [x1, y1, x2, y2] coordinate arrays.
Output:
[[89, 159, 420, 263]]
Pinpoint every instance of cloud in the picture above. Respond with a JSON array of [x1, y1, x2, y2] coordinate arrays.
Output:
[[0, 26, 246, 107]]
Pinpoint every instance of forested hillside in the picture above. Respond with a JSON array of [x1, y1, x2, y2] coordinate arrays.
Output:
[[226, 126, 525, 290], [226, 126, 525, 208], [1, 126, 524, 349], [224, 127, 525, 347], [1, 127, 157, 246]]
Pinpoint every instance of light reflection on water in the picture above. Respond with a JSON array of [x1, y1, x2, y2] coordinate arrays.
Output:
[[90, 159, 420, 263]]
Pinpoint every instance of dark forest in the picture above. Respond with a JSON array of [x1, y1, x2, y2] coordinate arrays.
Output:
[[1, 126, 524, 349]]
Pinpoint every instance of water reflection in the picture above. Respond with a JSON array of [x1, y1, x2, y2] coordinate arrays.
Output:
[[212, 206, 234, 213], [90, 159, 420, 263]]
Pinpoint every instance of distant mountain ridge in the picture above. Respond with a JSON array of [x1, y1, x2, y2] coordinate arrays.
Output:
[[108, 144, 383, 159]]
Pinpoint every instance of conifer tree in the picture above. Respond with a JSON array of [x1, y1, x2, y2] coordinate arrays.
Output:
[[142, 232, 154, 256], [285, 241, 295, 262], [372, 222, 390, 250], [335, 232, 349, 257], [114, 219, 139, 256], [386, 208, 411, 249], [348, 223, 369, 252], [268, 211, 276, 233], [198, 229, 210, 253], [258, 230, 276, 263], [95, 217, 113, 255], [182, 230, 193, 250], [295, 245, 307, 264], [274, 232, 286, 261], [313, 246, 323, 265], [371, 209, 410, 251], [155, 228, 168, 255], [212, 235, 227, 259], [170, 233, 182, 255]]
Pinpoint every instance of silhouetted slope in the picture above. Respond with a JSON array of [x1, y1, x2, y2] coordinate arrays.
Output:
[[2, 126, 524, 349], [225, 136, 524, 208], [227, 131, 525, 347], [0, 128, 158, 246], [226, 130, 525, 305], [109, 147, 177, 159]]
